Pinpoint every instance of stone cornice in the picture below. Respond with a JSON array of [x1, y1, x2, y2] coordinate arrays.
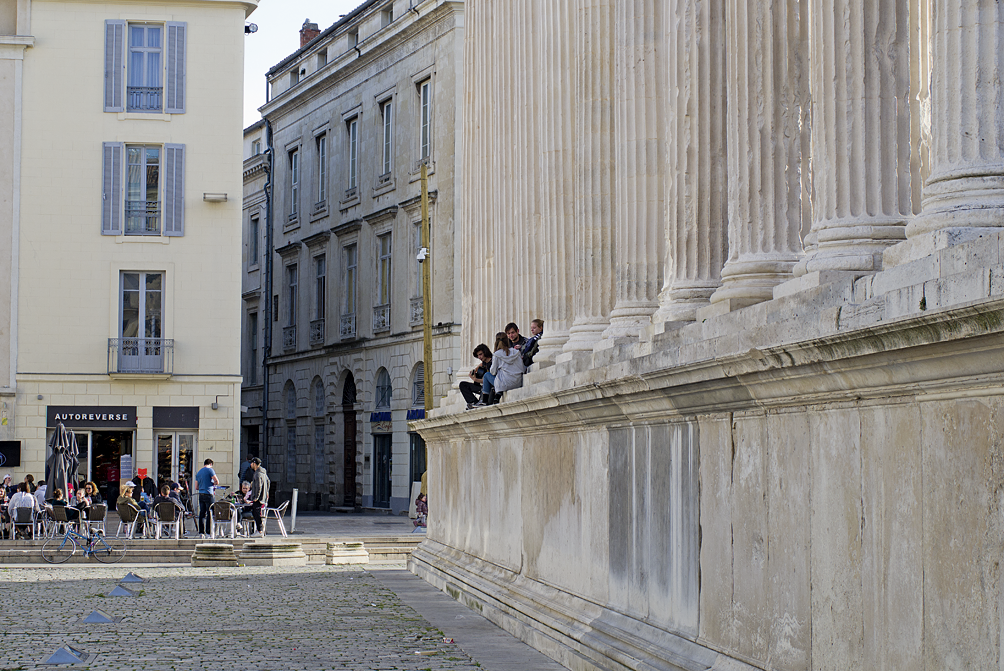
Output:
[[331, 219, 363, 237], [274, 240, 302, 258], [364, 205, 398, 227], [302, 230, 331, 249]]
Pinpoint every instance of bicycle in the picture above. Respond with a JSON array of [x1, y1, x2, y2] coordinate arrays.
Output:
[[41, 525, 127, 564]]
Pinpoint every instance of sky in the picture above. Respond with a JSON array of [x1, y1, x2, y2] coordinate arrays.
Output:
[[243, 0, 363, 127]]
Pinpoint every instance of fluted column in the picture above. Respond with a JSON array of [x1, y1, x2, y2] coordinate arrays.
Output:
[[796, 0, 914, 276], [603, 0, 665, 339], [654, 0, 729, 324], [908, 0, 1004, 238], [537, 0, 574, 359], [710, 0, 810, 309], [564, 0, 615, 352]]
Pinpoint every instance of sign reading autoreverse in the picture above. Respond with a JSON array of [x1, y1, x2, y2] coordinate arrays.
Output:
[[46, 406, 137, 429]]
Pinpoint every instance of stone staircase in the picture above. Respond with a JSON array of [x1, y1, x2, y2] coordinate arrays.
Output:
[[0, 534, 425, 564]]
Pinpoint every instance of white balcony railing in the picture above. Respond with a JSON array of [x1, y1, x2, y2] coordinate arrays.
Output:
[[108, 338, 173, 375], [373, 304, 390, 333]]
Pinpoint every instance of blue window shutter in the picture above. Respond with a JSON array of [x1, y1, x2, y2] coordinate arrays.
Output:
[[103, 20, 125, 112], [165, 22, 187, 114], [164, 144, 185, 236], [101, 142, 124, 235]]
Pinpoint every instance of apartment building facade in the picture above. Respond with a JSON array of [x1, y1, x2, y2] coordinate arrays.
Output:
[[7, 0, 255, 505], [244, 0, 464, 512]]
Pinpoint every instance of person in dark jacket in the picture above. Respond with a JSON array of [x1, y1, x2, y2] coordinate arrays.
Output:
[[461, 344, 493, 409], [248, 458, 270, 536]]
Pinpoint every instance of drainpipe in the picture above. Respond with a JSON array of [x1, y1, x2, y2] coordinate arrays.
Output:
[[261, 118, 275, 470]]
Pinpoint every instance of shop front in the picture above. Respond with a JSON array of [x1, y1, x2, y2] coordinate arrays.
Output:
[[46, 406, 136, 508], [153, 406, 198, 510]]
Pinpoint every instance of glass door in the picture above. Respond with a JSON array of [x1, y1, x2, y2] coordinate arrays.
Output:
[[120, 271, 164, 372], [156, 432, 196, 494]]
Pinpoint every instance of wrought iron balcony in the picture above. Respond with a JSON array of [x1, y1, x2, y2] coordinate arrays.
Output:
[[410, 297, 424, 326], [283, 325, 296, 351], [373, 304, 390, 333], [127, 86, 162, 112], [108, 338, 173, 375], [339, 313, 356, 340], [309, 318, 325, 346], [125, 200, 160, 235]]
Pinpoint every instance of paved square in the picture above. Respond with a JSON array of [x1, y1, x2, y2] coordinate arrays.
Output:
[[0, 564, 485, 670]]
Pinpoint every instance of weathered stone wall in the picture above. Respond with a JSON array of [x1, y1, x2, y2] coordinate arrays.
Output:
[[413, 232, 1004, 670]]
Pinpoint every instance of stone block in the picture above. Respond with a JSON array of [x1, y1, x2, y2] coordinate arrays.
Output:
[[882, 227, 990, 268], [870, 253, 940, 297], [772, 270, 860, 300], [938, 235, 1001, 276], [191, 542, 238, 567], [883, 283, 926, 321], [929, 267, 991, 308], [836, 298, 886, 331], [240, 541, 308, 566], [325, 541, 369, 564], [697, 415, 735, 650]]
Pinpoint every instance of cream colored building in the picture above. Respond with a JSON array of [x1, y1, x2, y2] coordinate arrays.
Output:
[[5, 0, 256, 504], [412, 1, 1004, 670], [245, 0, 464, 512]]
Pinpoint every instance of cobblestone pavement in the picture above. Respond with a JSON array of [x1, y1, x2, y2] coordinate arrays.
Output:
[[0, 564, 499, 671]]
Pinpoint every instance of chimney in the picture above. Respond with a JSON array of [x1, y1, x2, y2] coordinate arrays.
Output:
[[300, 19, 320, 47]]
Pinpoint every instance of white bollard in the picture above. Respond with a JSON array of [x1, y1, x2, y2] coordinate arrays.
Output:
[[290, 488, 298, 533]]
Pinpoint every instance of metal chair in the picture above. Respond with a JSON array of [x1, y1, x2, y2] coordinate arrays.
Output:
[[12, 507, 37, 540], [262, 500, 289, 538], [86, 504, 107, 535], [211, 501, 237, 539], [153, 502, 181, 540], [47, 505, 80, 538], [115, 504, 143, 538]]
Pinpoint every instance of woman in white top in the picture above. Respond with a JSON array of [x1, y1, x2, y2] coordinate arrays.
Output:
[[477, 332, 526, 405]]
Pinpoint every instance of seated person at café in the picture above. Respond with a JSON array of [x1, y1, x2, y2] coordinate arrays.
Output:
[[116, 484, 147, 534], [169, 482, 190, 535], [152, 484, 185, 515], [72, 487, 91, 517], [231, 481, 256, 525], [84, 481, 103, 505], [47, 488, 80, 521], [8, 482, 40, 538]]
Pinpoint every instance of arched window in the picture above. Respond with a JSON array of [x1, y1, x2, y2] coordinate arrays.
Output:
[[285, 382, 296, 419], [412, 362, 425, 408], [375, 368, 392, 409], [313, 377, 325, 417]]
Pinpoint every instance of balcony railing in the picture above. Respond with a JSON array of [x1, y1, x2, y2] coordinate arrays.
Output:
[[339, 313, 356, 340], [309, 318, 325, 346], [410, 297, 424, 326], [125, 200, 160, 235], [373, 304, 390, 333], [283, 325, 296, 351], [108, 338, 173, 375], [127, 86, 162, 112]]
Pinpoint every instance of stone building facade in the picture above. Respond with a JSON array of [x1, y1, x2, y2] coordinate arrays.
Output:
[[411, 1, 1004, 669], [244, 0, 464, 512], [2, 0, 255, 503]]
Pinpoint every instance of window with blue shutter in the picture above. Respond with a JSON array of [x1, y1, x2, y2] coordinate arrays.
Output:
[[101, 142, 124, 235], [103, 20, 125, 112], [163, 144, 185, 236], [165, 22, 187, 114]]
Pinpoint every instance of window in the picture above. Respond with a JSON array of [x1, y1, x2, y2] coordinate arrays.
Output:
[[104, 21, 186, 114], [248, 312, 258, 385], [412, 362, 425, 408], [285, 382, 297, 419], [381, 100, 393, 175], [273, 294, 279, 322], [314, 255, 326, 320], [249, 216, 260, 267], [344, 244, 357, 315], [316, 135, 327, 205], [128, 25, 162, 112], [375, 368, 392, 409], [289, 149, 299, 218], [317, 50, 327, 69], [118, 271, 164, 372], [252, 140, 261, 156], [377, 234, 392, 306], [102, 142, 184, 236], [314, 424, 326, 486], [382, 7, 393, 27], [314, 378, 325, 416], [125, 145, 160, 235], [419, 80, 431, 160], [286, 426, 297, 481], [286, 264, 298, 327], [347, 118, 358, 189], [290, 70, 299, 88]]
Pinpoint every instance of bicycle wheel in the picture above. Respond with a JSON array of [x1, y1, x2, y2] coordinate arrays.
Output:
[[41, 535, 78, 564], [90, 536, 127, 563]]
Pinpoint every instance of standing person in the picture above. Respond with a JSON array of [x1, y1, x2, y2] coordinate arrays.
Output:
[[132, 470, 155, 503], [195, 459, 219, 538], [475, 332, 526, 406], [248, 458, 270, 537]]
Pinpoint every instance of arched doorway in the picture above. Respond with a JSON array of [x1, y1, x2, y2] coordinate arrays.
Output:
[[342, 373, 357, 507]]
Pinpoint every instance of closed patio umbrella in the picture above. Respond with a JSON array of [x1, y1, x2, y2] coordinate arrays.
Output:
[[46, 422, 79, 499]]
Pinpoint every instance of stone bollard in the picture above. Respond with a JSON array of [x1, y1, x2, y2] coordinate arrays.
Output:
[[191, 543, 238, 567], [325, 542, 369, 565], [239, 541, 307, 567]]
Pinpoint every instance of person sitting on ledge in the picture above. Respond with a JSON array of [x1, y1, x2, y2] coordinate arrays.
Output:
[[521, 319, 544, 370], [461, 343, 494, 409], [505, 322, 528, 353], [474, 331, 526, 407]]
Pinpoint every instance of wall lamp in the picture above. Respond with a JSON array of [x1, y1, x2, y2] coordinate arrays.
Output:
[[203, 193, 228, 202]]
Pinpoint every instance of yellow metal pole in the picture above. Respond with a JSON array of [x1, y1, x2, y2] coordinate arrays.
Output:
[[420, 163, 433, 412]]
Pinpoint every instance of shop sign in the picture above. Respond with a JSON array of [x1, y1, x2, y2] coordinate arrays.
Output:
[[0, 441, 20, 467], [46, 406, 137, 428]]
